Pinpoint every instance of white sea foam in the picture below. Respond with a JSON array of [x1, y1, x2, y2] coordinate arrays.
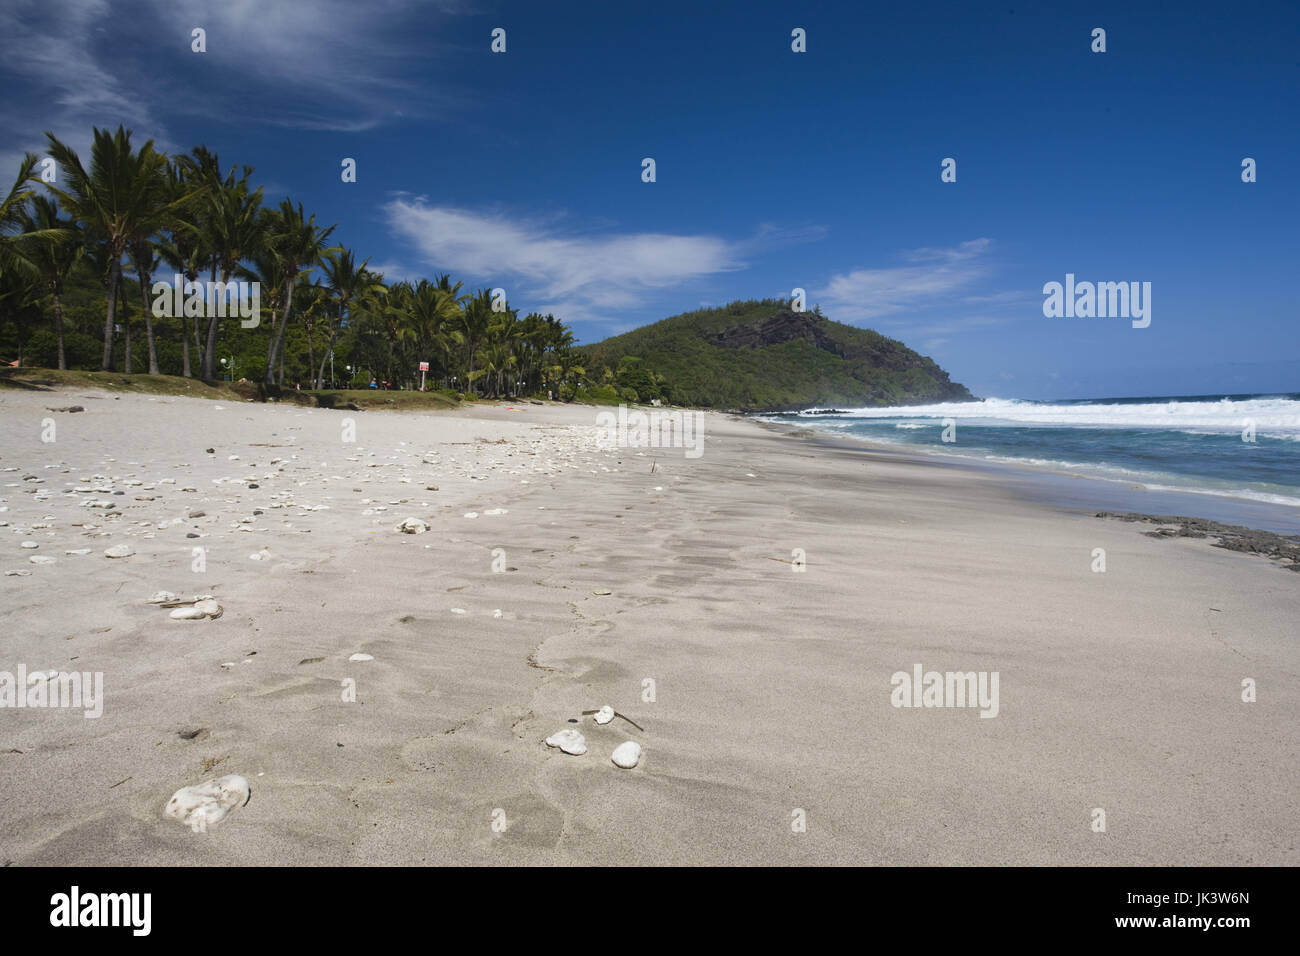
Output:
[[793, 396, 1300, 439], [764, 401, 1300, 511]]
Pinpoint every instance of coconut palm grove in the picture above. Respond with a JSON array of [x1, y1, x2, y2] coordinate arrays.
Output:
[[0, 126, 622, 402]]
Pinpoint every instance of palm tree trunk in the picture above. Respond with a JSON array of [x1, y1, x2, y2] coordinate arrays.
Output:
[[305, 321, 316, 389], [52, 290, 66, 371], [102, 257, 121, 371], [266, 276, 296, 385], [202, 268, 226, 381], [138, 264, 159, 374], [202, 313, 221, 379], [315, 340, 334, 390], [181, 268, 196, 376], [121, 283, 132, 375], [200, 262, 217, 380]]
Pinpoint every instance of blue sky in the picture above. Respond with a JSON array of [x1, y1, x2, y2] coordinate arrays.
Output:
[[2, 0, 1297, 399]]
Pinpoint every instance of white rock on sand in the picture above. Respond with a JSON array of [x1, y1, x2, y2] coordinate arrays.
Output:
[[104, 544, 134, 558], [593, 705, 615, 725], [545, 729, 587, 755], [611, 741, 642, 769], [164, 774, 251, 832], [395, 517, 429, 534], [169, 598, 222, 620]]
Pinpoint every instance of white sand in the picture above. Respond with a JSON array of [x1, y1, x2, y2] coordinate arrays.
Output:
[[0, 387, 1295, 865]]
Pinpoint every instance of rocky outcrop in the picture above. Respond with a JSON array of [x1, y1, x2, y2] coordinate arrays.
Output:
[[707, 310, 845, 355]]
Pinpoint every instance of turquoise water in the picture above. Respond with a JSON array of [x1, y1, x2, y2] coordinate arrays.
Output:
[[766, 394, 1300, 509]]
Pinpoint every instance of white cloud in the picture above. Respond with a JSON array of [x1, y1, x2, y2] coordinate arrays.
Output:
[[816, 238, 995, 322], [0, 0, 475, 177], [143, 0, 473, 131], [0, 0, 163, 172], [383, 199, 748, 322]]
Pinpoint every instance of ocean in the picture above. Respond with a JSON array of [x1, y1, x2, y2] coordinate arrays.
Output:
[[765, 393, 1300, 531]]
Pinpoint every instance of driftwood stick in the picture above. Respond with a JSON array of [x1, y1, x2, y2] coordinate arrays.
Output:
[[581, 709, 646, 732]]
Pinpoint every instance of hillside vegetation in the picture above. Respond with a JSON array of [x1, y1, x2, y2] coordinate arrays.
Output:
[[578, 299, 974, 411]]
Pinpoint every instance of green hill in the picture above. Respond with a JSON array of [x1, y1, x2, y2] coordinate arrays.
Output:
[[578, 299, 975, 411]]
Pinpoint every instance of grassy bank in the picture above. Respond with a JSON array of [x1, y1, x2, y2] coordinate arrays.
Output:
[[0, 367, 462, 411]]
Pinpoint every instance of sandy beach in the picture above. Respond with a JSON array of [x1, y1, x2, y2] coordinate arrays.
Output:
[[1, 387, 1295, 866]]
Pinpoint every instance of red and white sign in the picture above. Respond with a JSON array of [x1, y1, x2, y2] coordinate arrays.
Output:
[[418, 362, 429, 372]]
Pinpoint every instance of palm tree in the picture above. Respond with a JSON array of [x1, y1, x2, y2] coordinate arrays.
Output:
[[484, 309, 522, 396], [45, 126, 180, 370], [379, 280, 417, 386], [401, 278, 456, 386], [0, 154, 42, 267], [15, 195, 82, 369], [517, 312, 548, 394], [455, 289, 497, 396], [262, 199, 336, 386], [155, 159, 212, 377], [239, 247, 284, 382], [432, 274, 466, 382], [294, 279, 329, 387], [128, 236, 161, 373], [317, 248, 384, 389], [1, 155, 60, 363], [197, 165, 262, 379]]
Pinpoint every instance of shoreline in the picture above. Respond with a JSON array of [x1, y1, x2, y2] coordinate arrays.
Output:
[[754, 415, 1300, 537]]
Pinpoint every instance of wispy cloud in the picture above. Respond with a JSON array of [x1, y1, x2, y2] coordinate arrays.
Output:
[[0, 0, 163, 171], [816, 238, 995, 322], [144, 0, 474, 131], [0, 0, 474, 176], [383, 199, 749, 321], [917, 316, 1014, 352]]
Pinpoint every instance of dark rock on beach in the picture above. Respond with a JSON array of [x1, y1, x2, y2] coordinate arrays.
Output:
[[1096, 512, 1300, 571]]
